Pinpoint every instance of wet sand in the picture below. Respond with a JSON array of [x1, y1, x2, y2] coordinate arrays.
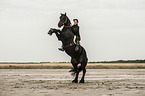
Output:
[[0, 69, 145, 96]]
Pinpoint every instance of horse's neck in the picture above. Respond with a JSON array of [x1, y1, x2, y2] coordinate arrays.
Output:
[[61, 17, 74, 45], [62, 27, 71, 31], [62, 20, 71, 31], [61, 27, 74, 46], [65, 23, 71, 26]]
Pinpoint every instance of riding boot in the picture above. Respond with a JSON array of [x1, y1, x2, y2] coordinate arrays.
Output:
[[75, 42, 80, 52]]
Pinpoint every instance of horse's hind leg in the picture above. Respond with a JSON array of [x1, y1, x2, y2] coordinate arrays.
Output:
[[79, 57, 87, 83], [79, 62, 87, 83], [72, 67, 79, 83], [71, 58, 79, 83]]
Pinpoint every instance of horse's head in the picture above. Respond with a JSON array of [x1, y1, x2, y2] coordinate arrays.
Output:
[[58, 12, 67, 28]]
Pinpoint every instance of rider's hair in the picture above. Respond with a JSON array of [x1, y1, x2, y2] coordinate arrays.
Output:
[[73, 19, 79, 23]]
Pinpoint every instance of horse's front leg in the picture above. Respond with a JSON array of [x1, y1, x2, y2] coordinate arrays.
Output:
[[54, 31, 61, 41], [48, 28, 61, 41], [48, 28, 54, 35]]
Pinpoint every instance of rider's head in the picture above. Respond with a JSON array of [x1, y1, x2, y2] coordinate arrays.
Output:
[[73, 19, 78, 25]]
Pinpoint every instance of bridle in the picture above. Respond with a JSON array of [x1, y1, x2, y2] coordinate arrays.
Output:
[[59, 17, 67, 25], [59, 16, 71, 28]]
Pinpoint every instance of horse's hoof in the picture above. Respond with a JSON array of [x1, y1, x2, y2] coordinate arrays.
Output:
[[79, 80, 84, 83], [72, 80, 78, 83]]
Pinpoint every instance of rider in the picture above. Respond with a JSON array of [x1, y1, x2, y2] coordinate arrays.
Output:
[[71, 19, 81, 51], [58, 19, 81, 51]]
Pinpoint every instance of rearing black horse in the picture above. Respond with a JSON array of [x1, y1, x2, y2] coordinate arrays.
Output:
[[48, 13, 88, 83]]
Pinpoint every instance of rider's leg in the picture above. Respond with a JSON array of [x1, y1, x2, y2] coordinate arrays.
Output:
[[75, 40, 80, 51]]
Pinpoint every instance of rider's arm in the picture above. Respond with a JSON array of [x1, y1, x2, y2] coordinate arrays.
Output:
[[75, 26, 81, 41]]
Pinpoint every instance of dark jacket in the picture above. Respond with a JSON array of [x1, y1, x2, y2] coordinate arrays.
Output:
[[71, 24, 81, 41]]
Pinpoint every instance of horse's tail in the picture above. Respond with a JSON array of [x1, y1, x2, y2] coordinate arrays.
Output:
[[69, 66, 82, 76]]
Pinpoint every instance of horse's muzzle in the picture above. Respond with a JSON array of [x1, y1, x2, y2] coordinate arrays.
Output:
[[58, 22, 63, 28]]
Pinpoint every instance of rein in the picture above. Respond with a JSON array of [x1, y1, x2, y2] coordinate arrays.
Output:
[[63, 42, 75, 49], [64, 25, 72, 28], [59, 17, 67, 25]]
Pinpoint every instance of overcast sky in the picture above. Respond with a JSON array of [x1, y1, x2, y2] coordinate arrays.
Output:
[[0, 0, 145, 62]]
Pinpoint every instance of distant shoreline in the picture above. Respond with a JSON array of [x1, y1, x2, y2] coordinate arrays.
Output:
[[0, 63, 145, 69], [0, 59, 145, 64]]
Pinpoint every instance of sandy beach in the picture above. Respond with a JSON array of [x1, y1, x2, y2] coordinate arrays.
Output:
[[0, 69, 145, 96]]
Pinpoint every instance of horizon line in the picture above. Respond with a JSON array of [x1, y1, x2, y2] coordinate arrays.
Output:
[[0, 59, 144, 63]]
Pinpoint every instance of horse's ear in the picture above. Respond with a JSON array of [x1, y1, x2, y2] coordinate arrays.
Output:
[[65, 12, 66, 16], [60, 13, 63, 15]]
